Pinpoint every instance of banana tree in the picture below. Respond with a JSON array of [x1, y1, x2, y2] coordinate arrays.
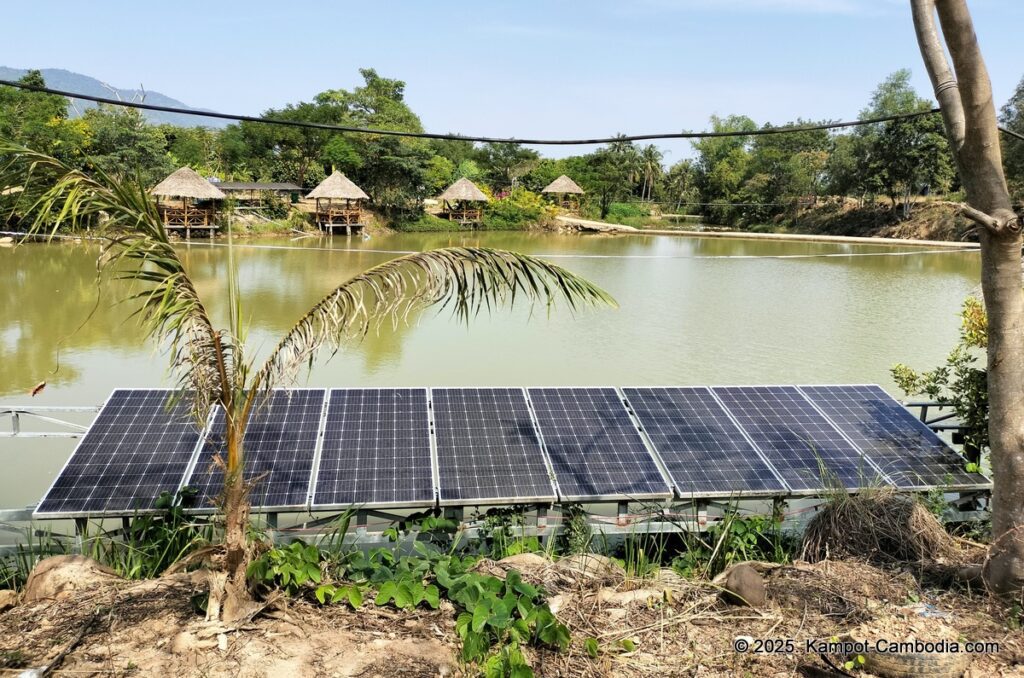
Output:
[[1, 142, 616, 619]]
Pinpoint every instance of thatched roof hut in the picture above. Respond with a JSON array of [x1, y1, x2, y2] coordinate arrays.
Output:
[[306, 171, 369, 201], [542, 175, 585, 195], [438, 178, 489, 203], [150, 168, 226, 200]]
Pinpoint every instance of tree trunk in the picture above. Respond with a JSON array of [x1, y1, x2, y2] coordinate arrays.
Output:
[[913, 0, 1024, 594], [215, 417, 255, 621]]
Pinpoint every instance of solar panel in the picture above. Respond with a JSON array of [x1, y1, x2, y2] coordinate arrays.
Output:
[[432, 388, 555, 505], [35, 389, 205, 517], [711, 386, 888, 492], [527, 388, 671, 501], [799, 385, 989, 490], [184, 389, 325, 510], [623, 387, 788, 497], [311, 388, 434, 509]]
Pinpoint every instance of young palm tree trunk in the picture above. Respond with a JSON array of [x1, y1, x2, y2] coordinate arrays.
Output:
[[223, 421, 250, 586]]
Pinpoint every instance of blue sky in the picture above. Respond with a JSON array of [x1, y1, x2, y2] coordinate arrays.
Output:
[[4, 0, 1023, 160]]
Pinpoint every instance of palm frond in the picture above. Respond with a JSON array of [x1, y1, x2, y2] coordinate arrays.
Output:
[[253, 247, 616, 393], [0, 141, 228, 421]]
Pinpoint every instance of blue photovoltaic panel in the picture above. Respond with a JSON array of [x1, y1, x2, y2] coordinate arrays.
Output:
[[35, 389, 204, 516], [311, 388, 434, 509], [712, 386, 887, 492], [527, 388, 671, 501], [624, 387, 788, 496], [185, 389, 325, 510], [432, 388, 555, 504], [799, 385, 989, 490]]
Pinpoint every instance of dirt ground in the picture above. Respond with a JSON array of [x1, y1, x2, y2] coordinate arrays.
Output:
[[2, 554, 1023, 677]]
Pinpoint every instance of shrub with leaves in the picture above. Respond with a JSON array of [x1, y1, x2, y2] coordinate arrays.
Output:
[[892, 296, 988, 459]]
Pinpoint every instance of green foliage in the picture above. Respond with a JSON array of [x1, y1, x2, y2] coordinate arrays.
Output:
[[482, 189, 548, 230], [81, 106, 175, 186], [892, 297, 989, 456], [672, 511, 794, 578], [0, 649, 27, 670], [605, 202, 649, 220], [327, 541, 568, 672], [88, 488, 212, 579], [0, 528, 67, 591], [247, 540, 324, 595], [478, 507, 541, 560], [557, 504, 592, 556], [394, 212, 463, 232], [1000, 75, 1024, 200], [425, 155, 455, 193], [478, 143, 540, 189]]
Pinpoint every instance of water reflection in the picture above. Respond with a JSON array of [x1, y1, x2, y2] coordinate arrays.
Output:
[[0, 232, 980, 403]]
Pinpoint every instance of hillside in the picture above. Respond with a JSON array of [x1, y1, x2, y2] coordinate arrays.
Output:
[[0, 67, 227, 128]]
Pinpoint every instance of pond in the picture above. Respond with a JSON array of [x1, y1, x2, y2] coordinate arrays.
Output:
[[0, 231, 981, 509]]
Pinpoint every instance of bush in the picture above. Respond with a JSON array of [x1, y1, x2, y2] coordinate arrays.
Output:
[[394, 213, 464, 232], [481, 189, 554, 230], [605, 202, 649, 220], [482, 200, 542, 230]]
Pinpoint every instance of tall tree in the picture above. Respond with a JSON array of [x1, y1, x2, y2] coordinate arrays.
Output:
[[478, 142, 540, 190], [912, 0, 1024, 594], [998, 76, 1024, 199]]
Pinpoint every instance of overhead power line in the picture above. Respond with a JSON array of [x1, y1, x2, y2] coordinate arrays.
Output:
[[2, 78, 1021, 146], [0, 78, 950, 145]]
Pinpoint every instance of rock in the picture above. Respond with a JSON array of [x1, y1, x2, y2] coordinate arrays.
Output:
[[497, 553, 550, 570], [598, 588, 663, 606], [555, 554, 625, 580], [23, 555, 120, 603], [606, 608, 627, 622], [547, 594, 567, 615], [722, 564, 766, 607], [0, 588, 17, 611]]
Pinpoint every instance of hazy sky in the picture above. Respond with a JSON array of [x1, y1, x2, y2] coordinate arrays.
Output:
[[4, 0, 1023, 160]]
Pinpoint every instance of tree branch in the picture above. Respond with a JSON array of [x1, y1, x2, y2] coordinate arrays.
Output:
[[958, 203, 1022, 234], [911, 0, 966, 151]]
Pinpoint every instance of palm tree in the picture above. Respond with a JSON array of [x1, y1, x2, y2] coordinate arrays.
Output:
[[640, 145, 665, 202], [1, 143, 615, 620]]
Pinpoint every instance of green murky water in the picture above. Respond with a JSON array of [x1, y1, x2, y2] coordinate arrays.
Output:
[[0, 231, 981, 508]]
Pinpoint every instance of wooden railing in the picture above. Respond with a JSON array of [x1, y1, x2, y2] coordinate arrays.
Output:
[[316, 207, 362, 225], [444, 207, 483, 223], [160, 206, 217, 228]]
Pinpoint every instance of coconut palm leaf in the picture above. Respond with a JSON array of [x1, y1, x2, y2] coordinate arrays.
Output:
[[0, 142, 230, 420], [252, 247, 617, 395]]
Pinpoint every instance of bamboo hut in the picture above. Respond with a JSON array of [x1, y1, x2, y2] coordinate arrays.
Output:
[[542, 175, 585, 212], [150, 168, 225, 238], [438, 178, 488, 226], [306, 171, 370, 234]]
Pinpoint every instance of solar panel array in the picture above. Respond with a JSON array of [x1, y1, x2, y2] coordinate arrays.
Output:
[[35, 384, 988, 516]]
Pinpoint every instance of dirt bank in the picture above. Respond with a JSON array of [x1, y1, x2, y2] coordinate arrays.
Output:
[[1, 556, 1021, 677]]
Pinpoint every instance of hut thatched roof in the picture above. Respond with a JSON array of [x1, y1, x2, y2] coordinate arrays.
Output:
[[306, 171, 369, 200], [438, 178, 489, 203], [150, 168, 226, 200], [542, 175, 585, 195]]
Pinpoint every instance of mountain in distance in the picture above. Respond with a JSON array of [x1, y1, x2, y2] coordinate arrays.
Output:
[[0, 66, 229, 128]]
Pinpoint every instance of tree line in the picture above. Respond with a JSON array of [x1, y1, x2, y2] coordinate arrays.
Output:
[[4, 66, 1024, 228]]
